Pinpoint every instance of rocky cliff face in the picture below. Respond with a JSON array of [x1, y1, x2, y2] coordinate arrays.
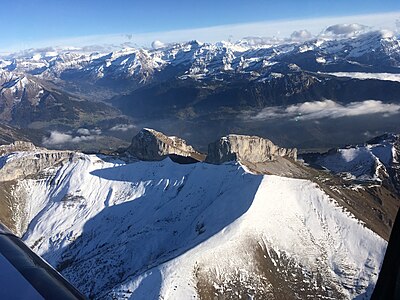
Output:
[[0, 141, 79, 235], [0, 140, 42, 155], [206, 134, 297, 164], [0, 141, 75, 182], [127, 128, 206, 162]]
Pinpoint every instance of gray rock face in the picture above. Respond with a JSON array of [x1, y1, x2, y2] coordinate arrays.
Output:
[[0, 141, 76, 182], [127, 128, 206, 161], [206, 134, 297, 164], [0, 141, 38, 155]]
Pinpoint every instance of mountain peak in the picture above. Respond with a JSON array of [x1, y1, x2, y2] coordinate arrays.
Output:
[[127, 128, 206, 162], [206, 134, 297, 164]]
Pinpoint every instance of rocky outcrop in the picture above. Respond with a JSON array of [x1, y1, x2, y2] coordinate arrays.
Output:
[[206, 134, 297, 164], [0, 141, 38, 156], [127, 128, 206, 162], [0, 141, 76, 182]]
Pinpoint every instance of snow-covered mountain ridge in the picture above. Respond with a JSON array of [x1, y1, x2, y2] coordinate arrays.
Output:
[[0, 132, 397, 299], [1, 30, 399, 89], [302, 133, 400, 192]]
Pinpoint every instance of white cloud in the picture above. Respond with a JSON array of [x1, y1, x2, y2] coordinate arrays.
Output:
[[71, 135, 95, 143], [91, 128, 102, 135], [252, 100, 400, 121], [43, 130, 96, 146], [324, 72, 400, 83], [110, 124, 135, 132], [151, 40, 165, 49], [290, 30, 312, 41], [76, 128, 91, 135], [324, 23, 368, 36], [43, 131, 73, 145]]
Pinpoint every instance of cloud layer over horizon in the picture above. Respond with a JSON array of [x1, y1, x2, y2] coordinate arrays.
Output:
[[4, 11, 399, 53], [250, 100, 400, 121]]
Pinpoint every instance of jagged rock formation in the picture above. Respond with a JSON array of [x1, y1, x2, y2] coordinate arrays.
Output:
[[206, 134, 297, 164], [126, 128, 206, 162], [0, 141, 79, 235], [0, 141, 38, 155]]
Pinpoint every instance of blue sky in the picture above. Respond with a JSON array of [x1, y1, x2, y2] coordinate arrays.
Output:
[[2, 0, 400, 51]]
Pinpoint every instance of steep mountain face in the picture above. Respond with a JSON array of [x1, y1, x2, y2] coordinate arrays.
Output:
[[206, 134, 297, 164], [0, 141, 74, 182], [0, 141, 76, 234], [127, 128, 206, 162], [0, 133, 399, 299]]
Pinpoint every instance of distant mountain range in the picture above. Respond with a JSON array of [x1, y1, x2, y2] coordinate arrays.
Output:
[[1, 30, 400, 150]]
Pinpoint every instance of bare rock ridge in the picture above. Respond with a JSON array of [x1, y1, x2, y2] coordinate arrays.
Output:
[[126, 129, 297, 164], [0, 141, 38, 156], [127, 128, 206, 162], [0, 141, 75, 182], [206, 134, 297, 164]]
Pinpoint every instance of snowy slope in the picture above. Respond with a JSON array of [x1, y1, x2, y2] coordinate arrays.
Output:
[[311, 134, 399, 182], [0, 69, 45, 113], [13, 152, 386, 299], [111, 175, 385, 300]]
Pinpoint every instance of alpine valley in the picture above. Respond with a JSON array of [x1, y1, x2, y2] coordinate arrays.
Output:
[[1, 29, 400, 151]]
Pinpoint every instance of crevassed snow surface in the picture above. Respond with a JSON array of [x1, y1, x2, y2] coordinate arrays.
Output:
[[18, 154, 386, 299]]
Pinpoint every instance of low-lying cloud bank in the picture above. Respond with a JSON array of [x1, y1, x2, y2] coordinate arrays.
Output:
[[43, 128, 102, 146], [251, 100, 400, 121], [324, 72, 400, 83], [109, 124, 135, 132]]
